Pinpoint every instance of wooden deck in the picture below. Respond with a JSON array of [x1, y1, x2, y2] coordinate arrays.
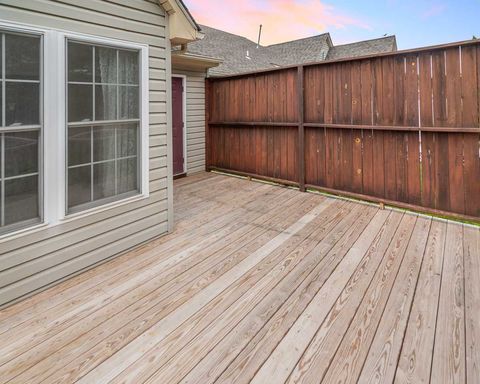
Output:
[[0, 172, 478, 384]]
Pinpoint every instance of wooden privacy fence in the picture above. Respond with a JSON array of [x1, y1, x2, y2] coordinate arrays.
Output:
[[206, 40, 480, 221]]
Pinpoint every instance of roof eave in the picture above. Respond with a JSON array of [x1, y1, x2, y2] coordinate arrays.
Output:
[[159, 0, 204, 44], [172, 52, 223, 70]]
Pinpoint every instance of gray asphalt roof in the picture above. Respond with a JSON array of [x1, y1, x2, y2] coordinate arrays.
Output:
[[187, 25, 281, 76], [325, 36, 397, 60], [264, 34, 332, 66], [187, 25, 397, 77]]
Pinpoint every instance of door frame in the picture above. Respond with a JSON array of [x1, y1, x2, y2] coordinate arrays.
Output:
[[172, 74, 188, 175]]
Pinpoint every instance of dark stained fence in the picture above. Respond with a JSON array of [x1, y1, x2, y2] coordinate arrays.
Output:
[[206, 41, 480, 221]]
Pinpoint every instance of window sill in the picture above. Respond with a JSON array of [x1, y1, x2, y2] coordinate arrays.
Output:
[[0, 193, 150, 243], [60, 193, 150, 223]]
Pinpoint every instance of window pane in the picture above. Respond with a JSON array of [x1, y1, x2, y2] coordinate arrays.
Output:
[[5, 34, 40, 80], [6, 82, 40, 126], [4, 175, 39, 225], [65, 41, 141, 213], [68, 42, 93, 82], [5, 131, 38, 177], [0, 34, 2, 125], [93, 126, 115, 161], [93, 161, 115, 200], [68, 84, 93, 122], [117, 157, 138, 194], [68, 165, 91, 208], [68, 127, 91, 166], [119, 50, 139, 84], [95, 46, 117, 84], [0, 83, 2, 127], [117, 124, 138, 157], [119, 86, 139, 119], [95, 85, 117, 121]]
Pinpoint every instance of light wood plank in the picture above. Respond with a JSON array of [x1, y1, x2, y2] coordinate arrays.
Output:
[[219, 213, 399, 384], [286, 211, 404, 384], [0, 185, 283, 361], [15, 193, 324, 383], [431, 222, 465, 384], [0, 177, 275, 336], [0, 174, 471, 384], [3, 186, 306, 382], [0, 173, 218, 324], [357, 217, 431, 383], [394, 220, 447, 384], [75, 198, 335, 383], [140, 204, 376, 384], [250, 209, 392, 384], [318, 214, 417, 384], [464, 225, 480, 384]]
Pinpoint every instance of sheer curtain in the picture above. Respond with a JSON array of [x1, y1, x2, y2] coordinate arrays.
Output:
[[96, 47, 117, 121]]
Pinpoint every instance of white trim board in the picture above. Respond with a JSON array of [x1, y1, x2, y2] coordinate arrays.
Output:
[[165, 15, 174, 232]]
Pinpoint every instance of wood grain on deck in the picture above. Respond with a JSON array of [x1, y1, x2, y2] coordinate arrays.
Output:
[[0, 172, 478, 384]]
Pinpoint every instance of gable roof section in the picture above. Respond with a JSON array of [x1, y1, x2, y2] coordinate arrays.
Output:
[[188, 25, 397, 77], [159, 0, 200, 30], [175, 0, 201, 31], [265, 33, 332, 66], [188, 25, 333, 76], [326, 36, 397, 60], [159, 0, 203, 44], [187, 25, 280, 76]]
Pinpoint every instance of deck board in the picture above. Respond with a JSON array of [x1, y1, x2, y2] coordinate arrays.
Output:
[[394, 220, 447, 384], [315, 214, 418, 384], [0, 172, 478, 384], [431, 222, 466, 384], [286, 210, 404, 384], [464, 225, 480, 384]]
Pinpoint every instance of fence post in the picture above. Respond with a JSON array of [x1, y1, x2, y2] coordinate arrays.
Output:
[[297, 66, 305, 192], [205, 78, 210, 171]]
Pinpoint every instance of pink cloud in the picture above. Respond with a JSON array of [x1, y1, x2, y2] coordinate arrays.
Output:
[[184, 0, 371, 45]]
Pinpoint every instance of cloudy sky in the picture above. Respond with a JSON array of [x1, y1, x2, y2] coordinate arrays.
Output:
[[184, 0, 480, 49]]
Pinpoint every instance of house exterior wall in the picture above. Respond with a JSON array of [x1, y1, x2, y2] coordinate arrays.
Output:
[[0, 0, 172, 307], [172, 69, 207, 174]]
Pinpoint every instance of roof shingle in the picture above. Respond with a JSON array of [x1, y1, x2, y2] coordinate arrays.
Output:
[[325, 36, 397, 60], [187, 25, 277, 76], [188, 25, 397, 77], [264, 33, 332, 66]]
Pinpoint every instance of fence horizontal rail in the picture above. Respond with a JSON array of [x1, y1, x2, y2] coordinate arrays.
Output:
[[210, 121, 480, 133], [209, 122, 300, 127]]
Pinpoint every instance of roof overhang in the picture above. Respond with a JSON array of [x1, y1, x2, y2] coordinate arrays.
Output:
[[159, 0, 204, 45], [172, 51, 222, 71]]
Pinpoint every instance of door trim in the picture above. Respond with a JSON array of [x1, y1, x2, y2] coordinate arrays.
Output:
[[172, 74, 187, 175]]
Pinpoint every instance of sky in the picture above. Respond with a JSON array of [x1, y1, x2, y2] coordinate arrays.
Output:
[[184, 0, 480, 49]]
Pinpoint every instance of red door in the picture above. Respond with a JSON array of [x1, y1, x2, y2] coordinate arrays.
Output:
[[172, 77, 184, 175]]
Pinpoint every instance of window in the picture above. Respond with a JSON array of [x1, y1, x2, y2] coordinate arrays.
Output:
[[0, 22, 149, 237], [66, 41, 140, 212], [0, 31, 42, 234]]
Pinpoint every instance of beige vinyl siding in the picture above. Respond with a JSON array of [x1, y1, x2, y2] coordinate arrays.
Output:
[[172, 69, 207, 174], [0, 1, 171, 307]]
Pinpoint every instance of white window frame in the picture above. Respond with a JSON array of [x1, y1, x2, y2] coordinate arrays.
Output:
[[0, 19, 150, 238], [0, 21, 44, 237], [63, 35, 148, 215]]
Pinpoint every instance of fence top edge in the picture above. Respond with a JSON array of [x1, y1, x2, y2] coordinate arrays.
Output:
[[207, 39, 480, 81]]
